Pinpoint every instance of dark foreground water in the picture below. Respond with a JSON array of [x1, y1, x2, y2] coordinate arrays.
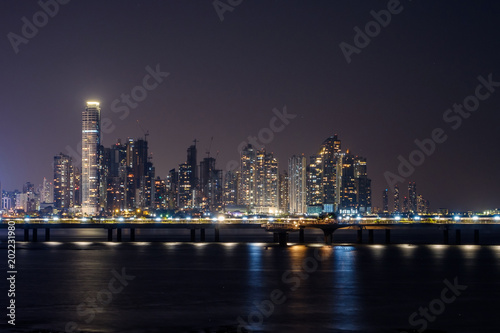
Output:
[[1, 229, 500, 333]]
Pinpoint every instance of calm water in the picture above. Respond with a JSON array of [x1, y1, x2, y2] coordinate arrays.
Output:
[[1, 229, 500, 333]]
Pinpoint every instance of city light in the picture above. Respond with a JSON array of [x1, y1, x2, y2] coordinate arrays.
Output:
[[395, 216, 401, 221], [473, 216, 479, 221], [454, 215, 461, 221]]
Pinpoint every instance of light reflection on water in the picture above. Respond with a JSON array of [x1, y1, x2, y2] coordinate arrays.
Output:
[[4, 234, 500, 332]]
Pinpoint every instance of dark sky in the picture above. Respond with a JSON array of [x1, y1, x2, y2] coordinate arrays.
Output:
[[1, 0, 500, 211]]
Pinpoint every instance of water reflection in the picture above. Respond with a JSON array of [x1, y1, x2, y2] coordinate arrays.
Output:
[[331, 245, 360, 331]]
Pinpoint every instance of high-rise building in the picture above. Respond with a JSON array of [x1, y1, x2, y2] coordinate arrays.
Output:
[[121, 138, 155, 210], [239, 144, 256, 206], [223, 171, 238, 208], [153, 177, 167, 210], [354, 157, 371, 214], [408, 182, 417, 213], [178, 163, 193, 209], [403, 196, 409, 213], [417, 194, 429, 214], [278, 170, 289, 214], [82, 101, 101, 215], [382, 188, 389, 213], [54, 153, 73, 210], [319, 135, 341, 206], [104, 141, 127, 213], [255, 149, 278, 213], [336, 152, 358, 213], [167, 168, 178, 210], [306, 154, 323, 206], [288, 155, 306, 214], [199, 157, 223, 212], [187, 141, 198, 190], [40, 177, 54, 204], [393, 184, 400, 213]]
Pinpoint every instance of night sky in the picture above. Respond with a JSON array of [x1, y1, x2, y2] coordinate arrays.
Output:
[[1, 0, 500, 211]]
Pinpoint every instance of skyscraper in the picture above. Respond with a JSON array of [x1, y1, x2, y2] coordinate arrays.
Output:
[[336, 152, 358, 213], [81, 102, 101, 216], [393, 184, 400, 213], [187, 141, 198, 190], [223, 171, 238, 208], [408, 182, 417, 213], [178, 163, 193, 209], [40, 177, 54, 204], [278, 170, 289, 214], [319, 135, 341, 206], [255, 149, 279, 213], [288, 155, 306, 214], [239, 144, 256, 206], [354, 156, 371, 214], [54, 153, 73, 210], [306, 154, 323, 212], [382, 188, 389, 213], [199, 157, 223, 212]]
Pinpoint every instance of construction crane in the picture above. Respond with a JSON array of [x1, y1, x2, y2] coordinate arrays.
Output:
[[206, 136, 214, 158], [136, 120, 149, 142]]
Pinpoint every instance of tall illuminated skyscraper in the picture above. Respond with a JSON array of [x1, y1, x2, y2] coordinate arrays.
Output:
[[54, 153, 73, 210], [408, 181, 417, 213], [82, 101, 101, 216], [288, 155, 307, 214], [239, 144, 256, 206], [393, 184, 400, 213]]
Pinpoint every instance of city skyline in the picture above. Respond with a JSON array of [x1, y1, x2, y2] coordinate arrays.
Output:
[[1, 1, 500, 211], [0, 101, 496, 215]]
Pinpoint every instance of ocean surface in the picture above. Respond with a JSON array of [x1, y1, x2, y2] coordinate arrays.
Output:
[[1, 228, 500, 333]]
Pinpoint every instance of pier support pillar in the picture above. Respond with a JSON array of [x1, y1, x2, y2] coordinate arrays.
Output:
[[474, 229, 479, 245], [32, 228, 38, 242], [443, 229, 449, 244], [299, 229, 305, 243], [368, 230, 374, 244], [323, 230, 333, 245], [214, 228, 220, 242], [45, 228, 50, 242], [273, 233, 279, 243], [356, 229, 363, 243], [24, 228, 29, 242], [190, 229, 196, 242], [278, 232, 288, 247], [456, 229, 461, 245], [200, 229, 206, 242], [107, 229, 113, 242], [117, 228, 122, 242], [385, 229, 391, 244], [130, 228, 135, 242]]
